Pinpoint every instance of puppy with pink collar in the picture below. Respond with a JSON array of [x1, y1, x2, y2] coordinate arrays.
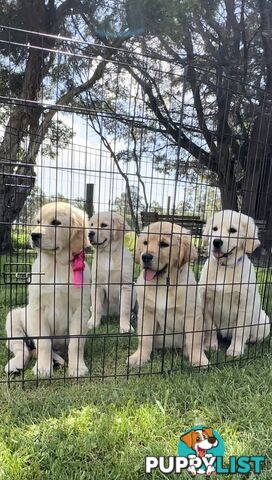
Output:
[[5, 202, 90, 378]]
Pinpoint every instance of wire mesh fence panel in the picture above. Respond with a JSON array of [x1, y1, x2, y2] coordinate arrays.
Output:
[[0, 25, 271, 385]]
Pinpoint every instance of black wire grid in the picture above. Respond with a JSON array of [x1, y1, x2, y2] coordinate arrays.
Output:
[[0, 26, 271, 384]]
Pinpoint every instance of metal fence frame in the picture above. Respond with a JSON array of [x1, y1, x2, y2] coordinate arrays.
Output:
[[0, 26, 271, 385]]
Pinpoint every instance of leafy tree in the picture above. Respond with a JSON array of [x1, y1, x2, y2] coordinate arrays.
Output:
[[113, 186, 145, 227], [0, 0, 135, 251], [3, 0, 272, 251], [18, 186, 46, 224], [150, 201, 163, 213], [73, 198, 85, 211], [87, 0, 272, 246], [144, 0, 272, 248], [176, 181, 221, 219]]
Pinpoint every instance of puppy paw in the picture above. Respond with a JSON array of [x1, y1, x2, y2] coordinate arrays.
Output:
[[53, 352, 65, 367], [204, 334, 219, 352], [127, 350, 150, 367], [87, 316, 94, 329], [68, 363, 89, 377], [191, 354, 210, 368], [204, 342, 219, 352], [32, 362, 52, 378], [5, 358, 23, 375], [87, 316, 101, 330], [226, 344, 244, 358], [120, 323, 134, 334]]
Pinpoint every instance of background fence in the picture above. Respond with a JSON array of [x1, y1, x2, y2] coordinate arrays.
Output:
[[0, 26, 272, 384]]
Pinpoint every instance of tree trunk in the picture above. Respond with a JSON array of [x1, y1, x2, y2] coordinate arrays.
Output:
[[241, 110, 272, 249], [0, 224, 13, 253], [0, 113, 44, 252], [0, 172, 35, 252], [217, 148, 239, 211], [219, 183, 239, 210], [0, 33, 48, 251]]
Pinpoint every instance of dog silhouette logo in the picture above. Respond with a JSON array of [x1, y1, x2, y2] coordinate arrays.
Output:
[[178, 426, 224, 476]]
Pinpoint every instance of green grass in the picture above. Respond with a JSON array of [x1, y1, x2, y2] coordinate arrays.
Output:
[[0, 359, 272, 479], [0, 253, 272, 478]]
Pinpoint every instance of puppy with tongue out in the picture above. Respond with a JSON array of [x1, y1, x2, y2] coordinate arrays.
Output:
[[128, 222, 209, 368]]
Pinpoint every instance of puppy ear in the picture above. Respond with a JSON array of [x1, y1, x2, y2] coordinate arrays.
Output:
[[202, 216, 212, 246], [180, 431, 194, 449], [71, 207, 89, 253], [112, 214, 130, 241], [178, 228, 198, 268], [203, 427, 214, 439], [241, 214, 260, 253]]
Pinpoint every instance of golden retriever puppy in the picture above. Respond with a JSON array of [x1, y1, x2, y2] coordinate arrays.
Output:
[[5, 202, 91, 377], [88, 212, 136, 333], [199, 210, 270, 357], [128, 222, 209, 367]]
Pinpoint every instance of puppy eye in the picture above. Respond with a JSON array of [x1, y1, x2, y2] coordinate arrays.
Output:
[[159, 241, 169, 248], [212, 226, 218, 231], [229, 227, 237, 234], [90, 223, 93, 226], [51, 219, 61, 226], [101, 223, 108, 228], [37, 219, 40, 224], [143, 240, 148, 245]]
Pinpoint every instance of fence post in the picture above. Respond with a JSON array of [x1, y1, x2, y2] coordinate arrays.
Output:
[[86, 183, 94, 218], [167, 196, 171, 215]]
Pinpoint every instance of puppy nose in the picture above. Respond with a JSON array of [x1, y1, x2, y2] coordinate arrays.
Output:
[[88, 230, 95, 240], [208, 436, 217, 444], [213, 238, 223, 249], [31, 232, 41, 242], [142, 253, 153, 264]]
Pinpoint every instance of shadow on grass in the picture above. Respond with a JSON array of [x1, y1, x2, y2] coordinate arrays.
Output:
[[0, 354, 272, 479]]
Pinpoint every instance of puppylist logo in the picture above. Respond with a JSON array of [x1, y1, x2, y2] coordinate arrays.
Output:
[[145, 426, 265, 476]]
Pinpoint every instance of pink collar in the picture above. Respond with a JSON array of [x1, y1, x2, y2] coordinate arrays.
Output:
[[71, 251, 86, 287]]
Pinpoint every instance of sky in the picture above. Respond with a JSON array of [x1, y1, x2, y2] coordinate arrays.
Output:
[[35, 113, 197, 214]]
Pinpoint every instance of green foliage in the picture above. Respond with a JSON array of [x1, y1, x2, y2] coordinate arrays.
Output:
[[124, 231, 137, 252], [18, 186, 46, 224], [11, 228, 30, 251], [41, 120, 74, 160], [1, 0, 272, 245], [114, 186, 146, 227], [175, 178, 221, 219]]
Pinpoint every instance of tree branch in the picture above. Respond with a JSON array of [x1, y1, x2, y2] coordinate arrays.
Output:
[[87, 110, 140, 232], [124, 63, 217, 171], [257, 0, 272, 94], [182, 27, 217, 153]]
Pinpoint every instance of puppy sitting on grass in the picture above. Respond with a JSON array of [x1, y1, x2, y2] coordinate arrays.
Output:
[[128, 221, 209, 368], [199, 210, 271, 357], [88, 212, 137, 333], [5, 202, 90, 378]]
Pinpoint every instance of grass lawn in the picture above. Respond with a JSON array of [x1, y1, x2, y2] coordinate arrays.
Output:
[[0, 359, 272, 479], [0, 252, 271, 478]]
